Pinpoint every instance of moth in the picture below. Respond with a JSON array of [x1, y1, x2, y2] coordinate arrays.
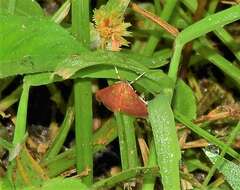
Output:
[[96, 82, 148, 117]]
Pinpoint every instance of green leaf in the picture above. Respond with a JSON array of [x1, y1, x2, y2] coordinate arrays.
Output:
[[0, 14, 86, 78], [173, 79, 197, 120], [0, 176, 14, 190], [0, 0, 44, 17], [0, 14, 173, 93], [205, 150, 240, 190], [23, 177, 88, 190], [148, 94, 181, 190]]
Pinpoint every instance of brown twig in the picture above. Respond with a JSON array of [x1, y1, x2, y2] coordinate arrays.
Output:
[[181, 139, 209, 149], [195, 104, 240, 123], [130, 3, 179, 37]]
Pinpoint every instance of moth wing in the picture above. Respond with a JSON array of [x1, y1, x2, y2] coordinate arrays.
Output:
[[119, 83, 148, 118], [95, 83, 124, 112]]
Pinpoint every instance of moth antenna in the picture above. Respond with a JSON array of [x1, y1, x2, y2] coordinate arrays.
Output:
[[130, 72, 146, 85]]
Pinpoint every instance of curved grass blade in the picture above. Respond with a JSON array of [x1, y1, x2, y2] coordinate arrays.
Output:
[[168, 5, 240, 83]]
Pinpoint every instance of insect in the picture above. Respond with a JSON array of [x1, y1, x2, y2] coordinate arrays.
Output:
[[95, 82, 148, 118]]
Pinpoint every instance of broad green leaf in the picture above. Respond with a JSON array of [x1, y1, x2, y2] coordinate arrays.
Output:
[[205, 150, 240, 190], [0, 0, 44, 17], [0, 14, 173, 92], [148, 95, 181, 190], [23, 177, 88, 190], [173, 79, 197, 120], [0, 14, 86, 78]]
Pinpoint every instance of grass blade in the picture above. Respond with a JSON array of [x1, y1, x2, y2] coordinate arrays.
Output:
[[72, 0, 93, 185], [148, 94, 181, 190]]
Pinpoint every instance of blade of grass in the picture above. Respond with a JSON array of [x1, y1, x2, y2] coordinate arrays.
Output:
[[205, 150, 240, 190], [0, 137, 13, 151], [91, 166, 159, 190], [115, 113, 129, 170], [12, 81, 29, 145], [42, 107, 74, 161], [148, 94, 181, 190], [174, 111, 240, 160], [116, 114, 139, 169], [0, 85, 22, 112], [142, 140, 157, 190], [168, 4, 240, 83], [182, 0, 240, 61], [72, 0, 93, 185], [51, 0, 70, 24], [194, 39, 240, 87], [202, 122, 240, 188], [42, 117, 118, 177], [6, 79, 30, 185]]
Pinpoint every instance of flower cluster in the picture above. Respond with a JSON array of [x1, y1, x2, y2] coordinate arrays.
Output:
[[93, 6, 131, 51]]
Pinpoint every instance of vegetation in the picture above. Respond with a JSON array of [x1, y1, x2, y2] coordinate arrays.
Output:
[[0, 0, 240, 189]]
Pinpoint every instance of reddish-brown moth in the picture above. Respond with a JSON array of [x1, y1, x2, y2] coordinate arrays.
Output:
[[96, 82, 148, 117]]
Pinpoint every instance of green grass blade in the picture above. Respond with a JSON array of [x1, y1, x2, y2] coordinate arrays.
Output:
[[194, 39, 240, 87], [142, 141, 157, 190], [202, 122, 240, 188], [91, 167, 159, 190], [177, 5, 240, 45], [148, 94, 181, 190], [0, 137, 13, 151], [205, 150, 240, 190], [12, 81, 29, 145], [174, 111, 240, 160], [115, 113, 139, 169], [115, 113, 129, 170], [51, 0, 70, 24], [42, 107, 74, 161], [0, 85, 22, 112], [72, 0, 93, 185], [168, 5, 240, 84], [42, 118, 118, 177]]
